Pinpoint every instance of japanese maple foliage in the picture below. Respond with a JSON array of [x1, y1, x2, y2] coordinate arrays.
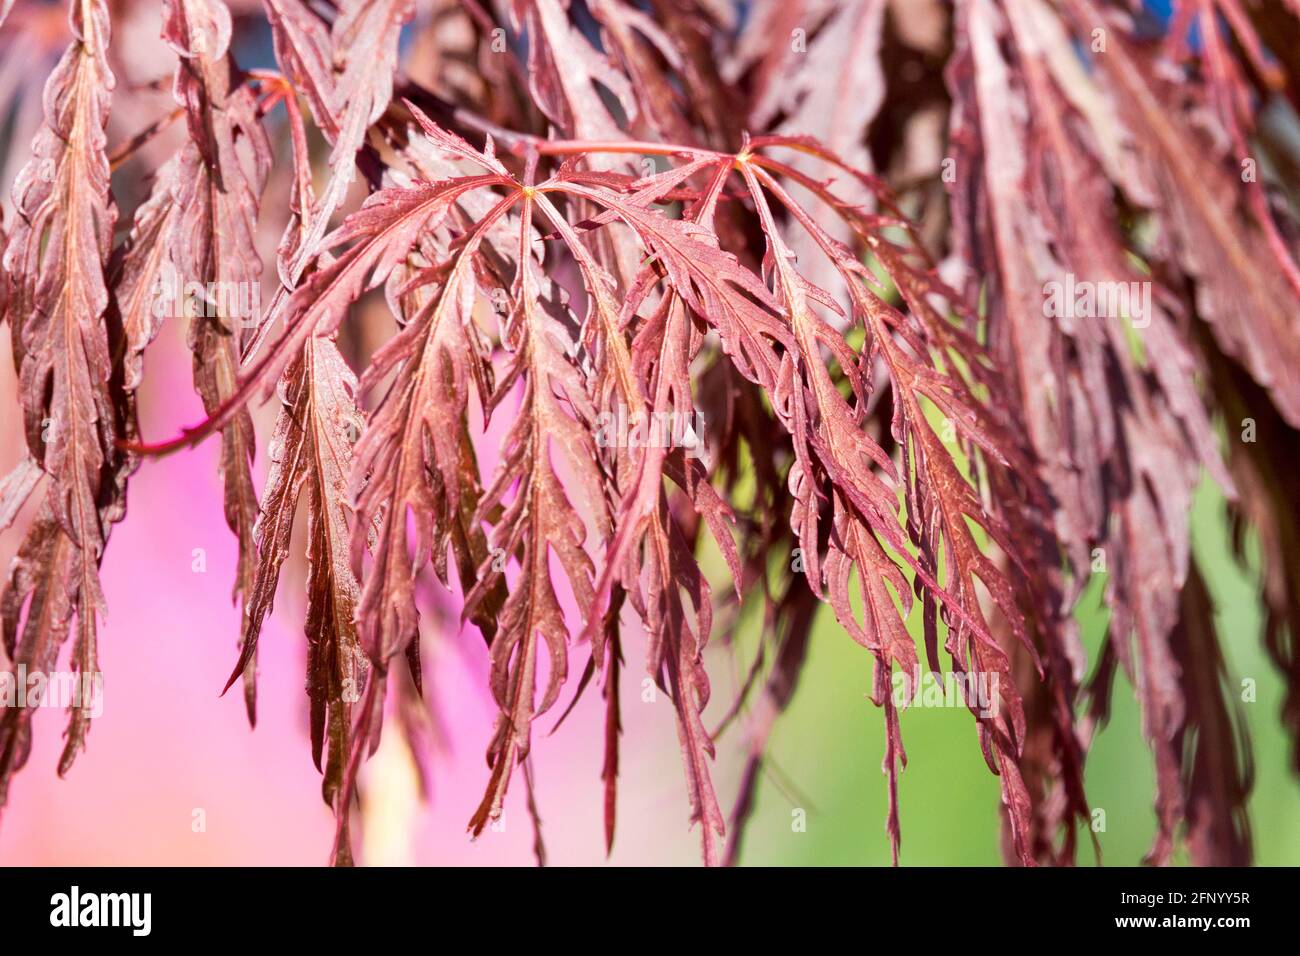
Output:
[[1, 0, 1297, 867]]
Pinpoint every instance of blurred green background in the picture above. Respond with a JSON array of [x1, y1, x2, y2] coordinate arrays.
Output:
[[728, 482, 1300, 866]]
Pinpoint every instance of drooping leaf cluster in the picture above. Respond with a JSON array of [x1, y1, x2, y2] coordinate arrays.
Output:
[[1, 0, 1297, 866]]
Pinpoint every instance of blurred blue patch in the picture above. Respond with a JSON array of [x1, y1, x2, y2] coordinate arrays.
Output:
[[1141, 0, 1203, 49]]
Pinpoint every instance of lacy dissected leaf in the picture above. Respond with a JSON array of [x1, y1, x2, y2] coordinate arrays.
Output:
[[0, 0, 118, 800], [226, 336, 366, 861], [297, 338, 367, 833], [588, 293, 736, 862], [350, 200, 507, 672], [261, 0, 337, 138], [531, 138, 1039, 861], [145, 157, 514, 454], [1101, 419, 1198, 865], [258, 0, 338, 286], [948, 0, 1247, 864], [527, 162, 741, 859], [286, 0, 413, 279], [735, 143, 1041, 858], [163, 0, 272, 720], [211, 127, 515, 855], [304, 142, 644, 845], [160, 123, 507, 480], [549, 163, 817, 861], [109, 153, 184, 394], [464, 187, 609, 837], [730, 0, 887, 317], [250, 69, 373, 858]]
